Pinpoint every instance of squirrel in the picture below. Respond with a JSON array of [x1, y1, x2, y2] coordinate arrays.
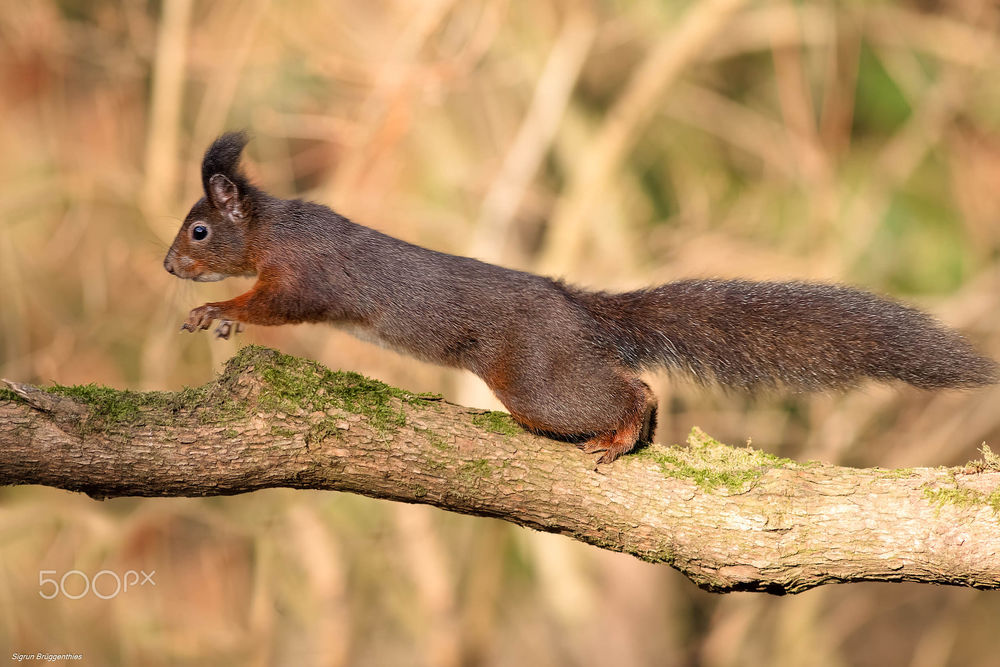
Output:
[[164, 132, 998, 463]]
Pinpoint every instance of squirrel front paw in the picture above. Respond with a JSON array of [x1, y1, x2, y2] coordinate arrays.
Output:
[[180, 305, 220, 333], [213, 320, 244, 340]]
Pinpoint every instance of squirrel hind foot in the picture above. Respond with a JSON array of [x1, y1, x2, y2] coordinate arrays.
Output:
[[583, 412, 648, 464], [584, 382, 658, 465], [582, 427, 641, 465]]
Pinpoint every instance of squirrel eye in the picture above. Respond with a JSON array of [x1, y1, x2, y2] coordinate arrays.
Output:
[[191, 224, 209, 241]]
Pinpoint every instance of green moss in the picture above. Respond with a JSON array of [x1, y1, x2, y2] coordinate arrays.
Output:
[[22, 346, 429, 440], [49, 384, 158, 426], [968, 444, 1000, 472], [234, 345, 429, 433], [924, 486, 1000, 516], [471, 410, 521, 437], [981, 445, 1000, 470], [924, 487, 980, 508], [307, 418, 342, 446], [878, 467, 916, 479], [42, 376, 250, 434], [325, 372, 410, 431], [637, 427, 795, 493], [0, 387, 24, 403], [414, 426, 450, 450], [461, 458, 493, 481], [176, 384, 247, 424]]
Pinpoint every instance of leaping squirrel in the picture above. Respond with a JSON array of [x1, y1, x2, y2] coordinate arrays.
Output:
[[164, 133, 997, 463]]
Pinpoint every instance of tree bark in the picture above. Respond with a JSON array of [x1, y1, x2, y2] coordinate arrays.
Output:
[[2, 345, 998, 594]]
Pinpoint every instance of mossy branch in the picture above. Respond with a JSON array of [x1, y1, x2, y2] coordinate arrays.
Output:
[[2, 346, 999, 594]]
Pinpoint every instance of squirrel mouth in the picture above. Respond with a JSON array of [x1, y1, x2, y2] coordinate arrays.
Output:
[[164, 255, 227, 282], [191, 271, 227, 282]]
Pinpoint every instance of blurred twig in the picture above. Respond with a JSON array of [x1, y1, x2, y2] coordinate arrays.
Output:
[[471, 8, 597, 260], [537, 0, 747, 275], [142, 0, 193, 217]]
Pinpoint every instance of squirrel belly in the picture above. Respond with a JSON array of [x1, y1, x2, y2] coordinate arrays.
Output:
[[165, 132, 998, 464]]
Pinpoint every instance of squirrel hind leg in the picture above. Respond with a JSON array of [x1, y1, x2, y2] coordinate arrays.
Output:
[[584, 380, 658, 465], [494, 370, 657, 464]]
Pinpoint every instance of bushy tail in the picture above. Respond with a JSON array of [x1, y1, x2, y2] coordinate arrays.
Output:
[[577, 280, 997, 390]]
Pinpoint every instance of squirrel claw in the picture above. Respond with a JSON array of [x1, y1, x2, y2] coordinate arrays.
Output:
[[582, 433, 634, 465], [181, 305, 219, 334], [214, 320, 244, 340]]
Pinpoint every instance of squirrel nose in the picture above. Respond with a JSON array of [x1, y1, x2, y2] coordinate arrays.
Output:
[[163, 257, 176, 275]]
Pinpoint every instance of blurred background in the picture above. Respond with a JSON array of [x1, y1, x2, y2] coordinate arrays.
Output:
[[2, 0, 1000, 664]]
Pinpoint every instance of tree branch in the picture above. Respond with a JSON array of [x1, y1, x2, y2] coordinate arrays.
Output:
[[2, 345, 998, 594]]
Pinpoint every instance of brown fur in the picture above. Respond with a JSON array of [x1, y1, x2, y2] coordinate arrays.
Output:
[[164, 133, 998, 464]]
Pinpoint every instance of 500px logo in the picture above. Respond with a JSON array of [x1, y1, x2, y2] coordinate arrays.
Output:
[[38, 570, 155, 600]]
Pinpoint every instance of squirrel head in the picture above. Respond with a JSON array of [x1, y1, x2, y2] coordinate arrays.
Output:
[[164, 132, 259, 282]]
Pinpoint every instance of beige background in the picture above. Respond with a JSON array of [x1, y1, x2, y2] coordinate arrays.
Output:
[[2, 1, 999, 665]]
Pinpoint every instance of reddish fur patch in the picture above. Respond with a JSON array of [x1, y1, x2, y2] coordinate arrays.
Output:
[[582, 418, 642, 464], [207, 281, 274, 324], [482, 362, 510, 394], [211, 285, 259, 309]]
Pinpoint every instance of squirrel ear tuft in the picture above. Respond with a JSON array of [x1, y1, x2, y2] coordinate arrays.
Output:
[[208, 173, 246, 221], [201, 131, 252, 215]]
